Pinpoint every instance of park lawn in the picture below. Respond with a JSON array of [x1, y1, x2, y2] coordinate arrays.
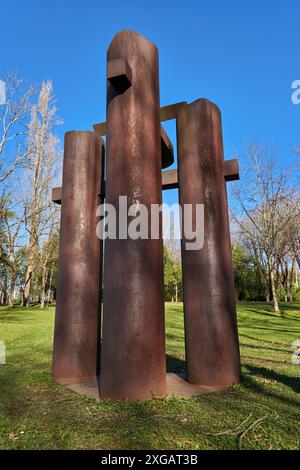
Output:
[[0, 302, 299, 450]]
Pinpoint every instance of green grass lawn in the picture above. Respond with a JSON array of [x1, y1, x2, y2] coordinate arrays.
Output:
[[0, 302, 299, 450]]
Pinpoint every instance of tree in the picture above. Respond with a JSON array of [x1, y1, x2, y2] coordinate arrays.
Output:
[[231, 141, 300, 312], [164, 244, 183, 302], [0, 74, 34, 182], [232, 243, 265, 301], [0, 187, 30, 306], [22, 81, 61, 306], [36, 224, 59, 309], [1, 205, 25, 306]]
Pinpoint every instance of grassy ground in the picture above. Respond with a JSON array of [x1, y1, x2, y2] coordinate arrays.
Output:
[[0, 301, 299, 450]]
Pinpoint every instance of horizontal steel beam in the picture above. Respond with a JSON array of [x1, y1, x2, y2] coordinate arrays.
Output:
[[52, 159, 239, 205], [93, 102, 187, 136], [93, 123, 174, 169], [159, 102, 187, 121], [224, 159, 239, 181]]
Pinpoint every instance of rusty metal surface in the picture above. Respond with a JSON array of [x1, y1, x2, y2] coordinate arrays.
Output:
[[62, 373, 227, 402], [93, 101, 186, 136], [52, 131, 104, 384], [160, 124, 174, 168], [51, 187, 62, 205], [52, 157, 238, 203], [93, 121, 107, 136], [93, 122, 174, 168], [177, 99, 241, 387], [100, 30, 166, 400], [162, 169, 178, 190], [160, 159, 239, 189], [159, 101, 187, 121], [224, 159, 239, 181], [107, 58, 132, 92]]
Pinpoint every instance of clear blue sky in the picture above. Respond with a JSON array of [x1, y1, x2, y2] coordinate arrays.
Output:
[[1, 0, 299, 204]]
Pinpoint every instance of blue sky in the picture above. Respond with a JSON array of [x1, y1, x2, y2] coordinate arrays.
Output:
[[1, 0, 299, 205]]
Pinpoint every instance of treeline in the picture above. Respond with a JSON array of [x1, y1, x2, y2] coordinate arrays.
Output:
[[164, 243, 183, 302], [232, 242, 299, 303]]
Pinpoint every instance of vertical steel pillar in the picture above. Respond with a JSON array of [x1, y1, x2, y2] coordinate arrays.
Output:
[[100, 30, 166, 400], [177, 99, 241, 387], [52, 131, 104, 384]]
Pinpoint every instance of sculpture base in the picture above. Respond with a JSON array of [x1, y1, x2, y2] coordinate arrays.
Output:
[[57, 373, 225, 401]]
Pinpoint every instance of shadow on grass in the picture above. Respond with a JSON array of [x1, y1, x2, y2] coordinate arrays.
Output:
[[238, 318, 300, 334], [238, 309, 300, 322], [238, 303, 300, 321], [244, 363, 300, 394], [239, 333, 290, 347], [239, 341, 291, 354], [166, 354, 186, 374], [166, 354, 300, 409]]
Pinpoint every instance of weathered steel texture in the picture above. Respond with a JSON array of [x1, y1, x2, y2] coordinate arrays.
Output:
[[93, 122, 174, 168], [93, 121, 107, 136], [52, 187, 62, 205], [224, 159, 239, 181], [161, 163, 238, 189], [177, 99, 241, 387], [160, 125, 174, 168], [107, 58, 132, 92], [160, 159, 239, 190], [93, 101, 186, 136], [52, 131, 104, 384], [159, 102, 187, 122], [52, 157, 239, 204], [162, 169, 178, 190], [100, 30, 166, 400]]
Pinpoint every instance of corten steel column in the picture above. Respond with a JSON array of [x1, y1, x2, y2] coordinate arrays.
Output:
[[52, 131, 104, 384], [100, 30, 166, 400], [177, 99, 241, 387]]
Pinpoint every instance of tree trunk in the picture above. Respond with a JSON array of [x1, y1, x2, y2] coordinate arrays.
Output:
[[40, 265, 48, 309], [23, 262, 33, 307], [270, 266, 280, 313], [292, 258, 298, 287], [47, 265, 54, 304], [8, 271, 16, 307], [287, 279, 293, 302]]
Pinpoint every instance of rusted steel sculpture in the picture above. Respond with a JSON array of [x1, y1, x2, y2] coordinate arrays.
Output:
[[177, 99, 241, 386], [52, 30, 241, 401], [100, 31, 166, 400], [52, 131, 104, 384]]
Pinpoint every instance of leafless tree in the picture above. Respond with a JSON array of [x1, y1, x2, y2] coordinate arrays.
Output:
[[231, 141, 300, 312], [22, 81, 61, 306], [0, 74, 34, 183]]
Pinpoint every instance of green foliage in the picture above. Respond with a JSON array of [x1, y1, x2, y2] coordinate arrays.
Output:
[[164, 245, 182, 302], [232, 243, 266, 301]]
